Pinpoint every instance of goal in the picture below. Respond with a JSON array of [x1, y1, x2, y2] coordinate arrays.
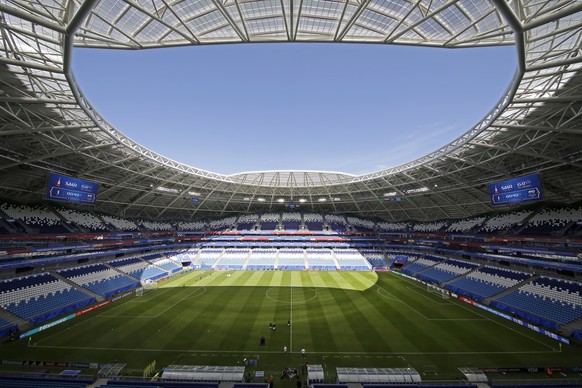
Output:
[[135, 280, 158, 296], [427, 283, 449, 299]]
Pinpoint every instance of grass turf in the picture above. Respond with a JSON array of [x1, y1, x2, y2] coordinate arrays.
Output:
[[1, 270, 580, 382]]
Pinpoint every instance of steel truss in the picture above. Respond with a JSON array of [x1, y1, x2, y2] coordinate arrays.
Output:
[[0, 0, 581, 221]]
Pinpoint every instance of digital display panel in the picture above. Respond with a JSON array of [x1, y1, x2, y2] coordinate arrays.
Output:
[[489, 173, 543, 205], [46, 173, 99, 204]]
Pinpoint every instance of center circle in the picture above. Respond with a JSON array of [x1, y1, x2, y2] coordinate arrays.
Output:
[[265, 287, 318, 304]]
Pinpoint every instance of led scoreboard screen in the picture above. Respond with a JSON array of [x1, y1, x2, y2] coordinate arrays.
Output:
[[46, 173, 99, 204], [489, 173, 543, 206]]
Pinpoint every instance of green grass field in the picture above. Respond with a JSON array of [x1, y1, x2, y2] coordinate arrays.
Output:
[[2, 270, 580, 382]]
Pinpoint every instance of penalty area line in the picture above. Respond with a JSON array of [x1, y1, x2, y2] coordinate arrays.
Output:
[[405, 285, 452, 305], [127, 288, 172, 303], [376, 286, 430, 320], [154, 286, 207, 318], [389, 272, 556, 350]]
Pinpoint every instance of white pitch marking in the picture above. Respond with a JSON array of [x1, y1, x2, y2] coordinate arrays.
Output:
[[376, 286, 430, 319], [32, 344, 559, 356], [405, 286, 452, 305], [290, 271, 293, 351], [389, 271, 556, 350]]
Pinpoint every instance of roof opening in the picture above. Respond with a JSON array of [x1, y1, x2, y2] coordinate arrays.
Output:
[[73, 43, 515, 175]]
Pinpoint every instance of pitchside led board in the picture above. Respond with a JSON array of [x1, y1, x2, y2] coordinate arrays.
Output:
[[45, 173, 99, 204], [489, 173, 543, 206]]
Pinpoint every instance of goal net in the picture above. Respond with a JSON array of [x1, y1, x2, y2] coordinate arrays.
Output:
[[427, 283, 449, 299], [136, 280, 159, 296]]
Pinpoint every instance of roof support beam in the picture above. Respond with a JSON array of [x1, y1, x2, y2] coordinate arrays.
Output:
[[63, 0, 100, 75], [0, 2, 66, 33], [0, 56, 63, 73], [526, 55, 582, 72], [210, 0, 248, 42], [385, 0, 460, 43], [335, 0, 373, 41], [0, 97, 76, 105], [523, 3, 582, 32]]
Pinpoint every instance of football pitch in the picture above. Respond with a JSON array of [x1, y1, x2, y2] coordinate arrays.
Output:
[[2, 270, 580, 381]]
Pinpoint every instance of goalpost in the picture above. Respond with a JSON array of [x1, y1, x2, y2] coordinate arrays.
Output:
[[427, 283, 449, 299], [136, 280, 158, 296]]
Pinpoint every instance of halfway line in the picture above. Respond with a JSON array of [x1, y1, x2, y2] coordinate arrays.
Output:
[[290, 271, 293, 351]]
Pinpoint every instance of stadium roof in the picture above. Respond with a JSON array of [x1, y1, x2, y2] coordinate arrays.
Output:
[[0, 0, 581, 221]]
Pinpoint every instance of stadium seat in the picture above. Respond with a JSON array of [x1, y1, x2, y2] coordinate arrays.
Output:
[[326, 214, 347, 233], [177, 220, 206, 231], [412, 221, 448, 232], [521, 206, 582, 236], [306, 249, 338, 270], [246, 249, 277, 270], [215, 249, 250, 270], [58, 264, 139, 299], [282, 212, 302, 231], [259, 213, 280, 231], [102, 215, 139, 231], [56, 208, 107, 232], [347, 216, 375, 232], [377, 222, 409, 232], [491, 276, 582, 330], [362, 250, 388, 268], [303, 213, 324, 231], [237, 214, 259, 231], [0, 202, 69, 234], [139, 219, 174, 231], [334, 249, 371, 270], [401, 256, 443, 275], [278, 249, 307, 270], [446, 217, 485, 233], [479, 210, 531, 233], [208, 217, 237, 231], [416, 259, 479, 285], [0, 273, 95, 324], [446, 266, 531, 302]]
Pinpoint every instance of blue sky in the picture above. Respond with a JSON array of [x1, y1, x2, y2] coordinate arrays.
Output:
[[73, 43, 516, 175]]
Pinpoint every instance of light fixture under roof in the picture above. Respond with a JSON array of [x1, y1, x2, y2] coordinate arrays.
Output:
[[405, 187, 429, 194], [156, 186, 179, 194]]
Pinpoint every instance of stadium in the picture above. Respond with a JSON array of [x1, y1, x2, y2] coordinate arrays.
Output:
[[1, 0, 582, 387]]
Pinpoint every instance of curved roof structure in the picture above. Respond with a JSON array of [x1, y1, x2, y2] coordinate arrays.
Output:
[[0, 0, 581, 221]]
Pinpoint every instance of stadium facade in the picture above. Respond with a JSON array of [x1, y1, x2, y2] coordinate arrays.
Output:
[[0, 0, 581, 222]]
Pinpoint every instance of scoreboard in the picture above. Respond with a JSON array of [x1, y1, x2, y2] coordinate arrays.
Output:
[[46, 173, 99, 204], [489, 173, 543, 206]]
